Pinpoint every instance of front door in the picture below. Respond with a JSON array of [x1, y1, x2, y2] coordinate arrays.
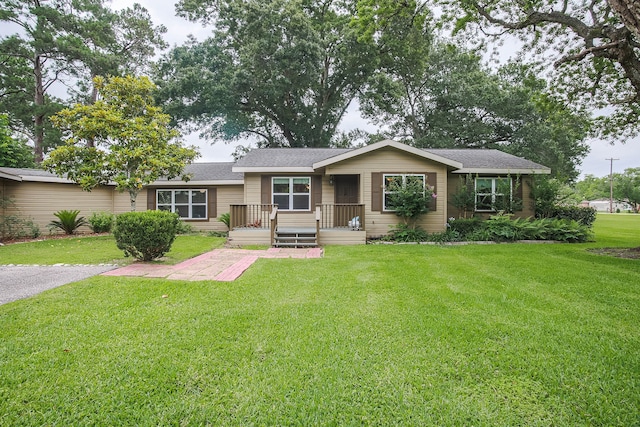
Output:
[[334, 175, 359, 204], [334, 175, 359, 227]]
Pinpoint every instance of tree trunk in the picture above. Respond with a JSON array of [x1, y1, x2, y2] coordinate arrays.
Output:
[[608, 0, 640, 39], [33, 53, 45, 164], [129, 189, 139, 212]]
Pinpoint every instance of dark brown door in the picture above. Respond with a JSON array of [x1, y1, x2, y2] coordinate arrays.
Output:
[[334, 175, 359, 227], [334, 175, 359, 204]]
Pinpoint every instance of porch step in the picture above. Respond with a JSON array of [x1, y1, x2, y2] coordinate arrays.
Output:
[[274, 228, 318, 248]]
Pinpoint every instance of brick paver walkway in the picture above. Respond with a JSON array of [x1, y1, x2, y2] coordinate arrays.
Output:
[[101, 247, 323, 282]]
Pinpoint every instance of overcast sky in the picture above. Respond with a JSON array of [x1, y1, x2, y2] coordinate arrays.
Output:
[[115, 1, 638, 178]]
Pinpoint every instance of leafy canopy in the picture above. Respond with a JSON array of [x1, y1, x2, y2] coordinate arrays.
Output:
[[157, 0, 403, 149], [44, 75, 199, 211], [360, 38, 590, 181], [0, 0, 166, 162], [0, 114, 35, 168], [436, 0, 640, 140]]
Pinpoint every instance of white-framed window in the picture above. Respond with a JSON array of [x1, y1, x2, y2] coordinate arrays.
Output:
[[157, 189, 207, 219], [475, 177, 511, 212], [272, 177, 311, 211], [383, 174, 425, 211]]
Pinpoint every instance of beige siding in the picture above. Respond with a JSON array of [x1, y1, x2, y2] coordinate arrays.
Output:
[[228, 229, 271, 246], [1, 181, 116, 234], [326, 147, 449, 237], [446, 174, 536, 220], [146, 185, 245, 232], [244, 173, 262, 204], [1, 182, 246, 236]]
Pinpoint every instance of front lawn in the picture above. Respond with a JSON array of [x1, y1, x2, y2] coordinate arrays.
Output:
[[0, 215, 638, 425], [0, 234, 226, 265]]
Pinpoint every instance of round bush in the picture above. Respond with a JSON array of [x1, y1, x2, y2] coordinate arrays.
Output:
[[114, 211, 179, 261], [89, 211, 115, 233]]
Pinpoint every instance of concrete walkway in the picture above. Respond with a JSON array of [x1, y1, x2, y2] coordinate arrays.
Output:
[[101, 247, 323, 282]]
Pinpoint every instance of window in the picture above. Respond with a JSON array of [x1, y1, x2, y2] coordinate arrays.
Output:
[[475, 177, 511, 211], [272, 177, 311, 211], [383, 174, 425, 211], [157, 189, 207, 219]]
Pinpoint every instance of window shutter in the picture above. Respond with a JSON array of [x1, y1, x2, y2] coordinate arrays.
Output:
[[147, 187, 156, 210], [311, 175, 322, 208], [261, 175, 271, 205], [208, 187, 217, 218], [426, 172, 437, 211], [371, 173, 382, 212]]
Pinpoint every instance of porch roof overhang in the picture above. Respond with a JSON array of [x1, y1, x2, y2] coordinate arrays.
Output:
[[312, 140, 464, 170]]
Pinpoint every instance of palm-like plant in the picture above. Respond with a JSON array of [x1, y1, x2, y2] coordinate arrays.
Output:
[[49, 210, 88, 235]]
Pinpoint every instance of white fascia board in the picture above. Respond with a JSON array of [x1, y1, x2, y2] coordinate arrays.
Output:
[[313, 139, 463, 169], [20, 175, 77, 184], [0, 171, 22, 181], [453, 168, 552, 175], [232, 167, 315, 173], [150, 180, 244, 187]]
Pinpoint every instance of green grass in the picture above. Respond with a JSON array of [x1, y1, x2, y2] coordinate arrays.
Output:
[[0, 234, 226, 265], [0, 215, 639, 425]]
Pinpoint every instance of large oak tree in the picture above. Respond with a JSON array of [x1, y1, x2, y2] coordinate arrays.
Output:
[[436, 0, 640, 140], [156, 0, 421, 148]]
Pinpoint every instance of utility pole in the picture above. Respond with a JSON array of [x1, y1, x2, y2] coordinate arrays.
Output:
[[606, 158, 619, 213]]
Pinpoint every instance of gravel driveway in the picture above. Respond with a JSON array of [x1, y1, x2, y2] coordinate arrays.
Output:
[[0, 265, 117, 305]]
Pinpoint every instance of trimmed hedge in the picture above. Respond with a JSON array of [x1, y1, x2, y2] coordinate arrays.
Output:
[[538, 205, 597, 227], [114, 211, 179, 261]]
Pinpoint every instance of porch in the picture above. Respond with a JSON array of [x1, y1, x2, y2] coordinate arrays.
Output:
[[228, 204, 367, 246]]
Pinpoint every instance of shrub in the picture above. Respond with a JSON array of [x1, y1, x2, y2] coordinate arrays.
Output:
[[447, 217, 483, 239], [543, 205, 597, 227], [113, 211, 179, 261], [49, 210, 88, 235], [88, 211, 115, 233], [427, 229, 462, 243], [387, 223, 429, 242], [0, 195, 40, 241], [176, 220, 195, 235], [218, 212, 231, 230]]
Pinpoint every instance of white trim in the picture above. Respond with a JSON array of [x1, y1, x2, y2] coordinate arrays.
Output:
[[232, 167, 314, 173], [157, 188, 208, 220], [0, 170, 22, 181], [454, 168, 551, 175], [20, 175, 76, 184], [272, 176, 311, 211], [150, 180, 244, 186], [312, 140, 464, 169]]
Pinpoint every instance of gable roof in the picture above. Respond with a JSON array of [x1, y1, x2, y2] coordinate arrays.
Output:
[[152, 162, 243, 186], [312, 140, 463, 169], [424, 149, 551, 174], [232, 140, 550, 174], [233, 148, 352, 172]]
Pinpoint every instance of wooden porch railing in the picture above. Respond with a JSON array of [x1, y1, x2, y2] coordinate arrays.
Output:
[[316, 204, 365, 230], [270, 206, 278, 246], [230, 204, 276, 230]]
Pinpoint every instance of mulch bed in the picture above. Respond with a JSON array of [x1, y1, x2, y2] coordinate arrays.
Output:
[[587, 247, 640, 259]]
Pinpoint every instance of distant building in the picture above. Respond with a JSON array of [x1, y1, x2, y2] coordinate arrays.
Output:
[[583, 200, 633, 212]]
